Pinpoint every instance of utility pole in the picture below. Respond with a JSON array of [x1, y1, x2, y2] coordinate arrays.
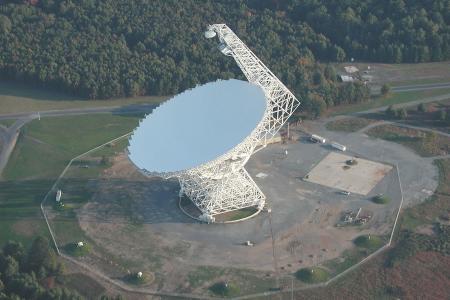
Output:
[[267, 208, 280, 290]]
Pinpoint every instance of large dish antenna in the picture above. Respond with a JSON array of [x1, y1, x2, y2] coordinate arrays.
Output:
[[128, 24, 300, 223]]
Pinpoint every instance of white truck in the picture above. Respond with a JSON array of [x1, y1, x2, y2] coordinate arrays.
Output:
[[331, 142, 347, 151], [310, 134, 326, 144]]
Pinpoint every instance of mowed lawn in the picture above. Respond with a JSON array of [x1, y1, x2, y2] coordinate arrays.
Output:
[[0, 113, 142, 246], [0, 80, 167, 115], [330, 88, 450, 115]]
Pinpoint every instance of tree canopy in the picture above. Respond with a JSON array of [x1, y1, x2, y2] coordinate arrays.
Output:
[[0, 0, 448, 115], [0, 237, 81, 300]]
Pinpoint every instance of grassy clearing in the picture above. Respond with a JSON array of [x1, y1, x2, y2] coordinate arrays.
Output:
[[367, 124, 450, 157], [209, 282, 240, 297], [331, 88, 450, 115], [400, 159, 450, 231], [0, 179, 53, 247], [391, 77, 450, 87], [354, 235, 384, 250], [187, 266, 274, 296], [326, 117, 374, 132], [295, 267, 329, 283], [334, 61, 450, 87], [391, 98, 450, 133], [0, 119, 16, 127], [0, 80, 167, 115], [4, 114, 139, 180], [0, 113, 141, 246], [372, 195, 390, 204], [187, 266, 226, 288], [323, 248, 371, 275]]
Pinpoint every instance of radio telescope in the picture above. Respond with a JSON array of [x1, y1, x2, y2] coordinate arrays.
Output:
[[128, 24, 300, 223]]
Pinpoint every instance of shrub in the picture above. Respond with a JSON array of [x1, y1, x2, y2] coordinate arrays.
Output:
[[372, 195, 390, 204], [354, 235, 383, 250], [417, 103, 427, 113], [295, 267, 329, 283], [209, 281, 240, 297], [346, 159, 358, 166], [64, 242, 91, 257], [381, 84, 390, 97]]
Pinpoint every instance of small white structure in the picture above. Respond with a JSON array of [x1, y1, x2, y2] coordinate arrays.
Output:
[[331, 142, 347, 151], [137, 271, 143, 278], [245, 240, 254, 246], [311, 134, 326, 144], [56, 190, 62, 202], [77, 241, 84, 247], [340, 75, 355, 82], [344, 66, 359, 73]]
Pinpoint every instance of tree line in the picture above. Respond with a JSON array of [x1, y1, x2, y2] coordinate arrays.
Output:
[[0, 0, 447, 115], [0, 237, 81, 299]]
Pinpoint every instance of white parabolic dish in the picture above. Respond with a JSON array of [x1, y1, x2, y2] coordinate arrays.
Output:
[[128, 79, 267, 173]]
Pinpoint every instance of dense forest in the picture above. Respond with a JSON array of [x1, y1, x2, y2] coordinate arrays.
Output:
[[0, 237, 81, 299], [0, 0, 448, 114]]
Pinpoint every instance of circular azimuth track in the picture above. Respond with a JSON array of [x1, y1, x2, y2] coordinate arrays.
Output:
[[129, 24, 300, 223]]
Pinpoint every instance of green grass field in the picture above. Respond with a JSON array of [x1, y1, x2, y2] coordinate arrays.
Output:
[[295, 267, 329, 283], [367, 124, 450, 157], [0, 119, 16, 127], [0, 113, 142, 246], [331, 88, 450, 115], [354, 235, 384, 250], [0, 81, 167, 115], [325, 117, 374, 132]]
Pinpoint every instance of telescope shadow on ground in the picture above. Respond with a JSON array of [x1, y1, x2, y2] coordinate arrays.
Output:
[[75, 178, 196, 225]]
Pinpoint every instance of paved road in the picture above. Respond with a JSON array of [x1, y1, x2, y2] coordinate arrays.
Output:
[[0, 117, 34, 177], [0, 103, 156, 120], [353, 92, 450, 116], [357, 120, 450, 138], [371, 82, 450, 94], [392, 82, 450, 92]]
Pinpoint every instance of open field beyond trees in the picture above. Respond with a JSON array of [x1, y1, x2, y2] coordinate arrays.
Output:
[[0, 81, 166, 115]]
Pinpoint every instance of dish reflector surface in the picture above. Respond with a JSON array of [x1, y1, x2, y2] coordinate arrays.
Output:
[[128, 79, 267, 173]]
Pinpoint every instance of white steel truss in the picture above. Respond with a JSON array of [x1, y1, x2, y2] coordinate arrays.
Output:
[[144, 24, 301, 222]]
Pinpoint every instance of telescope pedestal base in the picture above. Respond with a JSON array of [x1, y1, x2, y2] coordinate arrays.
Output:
[[179, 168, 266, 222]]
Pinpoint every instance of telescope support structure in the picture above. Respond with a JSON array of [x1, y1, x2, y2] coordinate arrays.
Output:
[[176, 24, 300, 222]]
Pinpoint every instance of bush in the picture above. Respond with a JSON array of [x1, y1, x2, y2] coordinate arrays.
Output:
[[346, 159, 358, 166], [381, 84, 391, 97], [64, 242, 91, 257], [417, 103, 427, 113], [372, 195, 390, 204], [397, 108, 408, 119], [125, 272, 153, 285], [354, 235, 383, 250], [209, 281, 240, 297], [295, 267, 329, 283]]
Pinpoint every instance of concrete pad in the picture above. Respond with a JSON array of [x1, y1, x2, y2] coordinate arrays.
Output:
[[305, 152, 392, 195]]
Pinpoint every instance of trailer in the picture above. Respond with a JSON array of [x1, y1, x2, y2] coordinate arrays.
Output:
[[310, 134, 326, 144], [331, 142, 346, 151]]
